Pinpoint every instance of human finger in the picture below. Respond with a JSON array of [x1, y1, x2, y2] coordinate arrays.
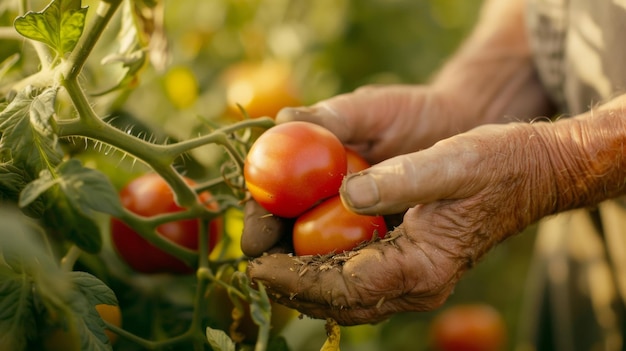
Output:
[[240, 200, 290, 257], [275, 85, 439, 162]]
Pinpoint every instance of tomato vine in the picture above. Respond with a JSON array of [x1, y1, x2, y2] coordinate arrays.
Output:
[[0, 0, 281, 350]]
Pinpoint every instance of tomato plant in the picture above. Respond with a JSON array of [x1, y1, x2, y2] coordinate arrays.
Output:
[[293, 195, 387, 256], [223, 60, 301, 119], [0, 0, 491, 350], [205, 265, 297, 345], [110, 173, 222, 274], [244, 121, 348, 218], [0, 0, 283, 348], [429, 304, 507, 351]]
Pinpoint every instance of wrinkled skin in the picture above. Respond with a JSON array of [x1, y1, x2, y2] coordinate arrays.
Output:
[[243, 0, 626, 326], [247, 121, 548, 325]]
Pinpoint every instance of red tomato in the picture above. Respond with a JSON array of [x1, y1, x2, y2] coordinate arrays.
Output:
[[345, 147, 370, 173], [244, 121, 347, 218], [110, 173, 221, 274], [292, 195, 387, 256], [429, 304, 507, 351]]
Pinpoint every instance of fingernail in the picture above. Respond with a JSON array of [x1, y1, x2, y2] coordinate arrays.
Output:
[[276, 106, 314, 122], [342, 174, 380, 209]]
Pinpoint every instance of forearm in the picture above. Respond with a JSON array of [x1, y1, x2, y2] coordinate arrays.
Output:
[[431, 0, 554, 129], [533, 100, 626, 217]]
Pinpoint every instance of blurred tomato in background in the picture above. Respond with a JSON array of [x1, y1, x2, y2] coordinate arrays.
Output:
[[222, 60, 301, 119]]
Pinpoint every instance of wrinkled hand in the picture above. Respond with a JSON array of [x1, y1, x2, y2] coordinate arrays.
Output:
[[244, 118, 560, 326], [241, 84, 571, 325]]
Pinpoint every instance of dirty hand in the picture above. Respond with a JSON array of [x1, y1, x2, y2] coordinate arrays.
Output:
[[246, 118, 565, 325]]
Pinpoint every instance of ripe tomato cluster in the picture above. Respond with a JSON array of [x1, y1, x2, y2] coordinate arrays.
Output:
[[110, 173, 221, 274], [244, 121, 388, 256]]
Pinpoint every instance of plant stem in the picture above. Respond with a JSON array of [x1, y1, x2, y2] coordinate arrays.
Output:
[[0, 27, 20, 39], [55, 107, 200, 208], [105, 321, 193, 350], [56, 115, 272, 208], [162, 117, 275, 162], [254, 282, 271, 351], [63, 0, 123, 81], [60, 245, 82, 271], [187, 266, 213, 349], [197, 220, 210, 270], [119, 210, 198, 266], [0, 69, 55, 96]]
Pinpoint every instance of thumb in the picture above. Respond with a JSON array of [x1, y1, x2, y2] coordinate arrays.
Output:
[[340, 142, 479, 215]]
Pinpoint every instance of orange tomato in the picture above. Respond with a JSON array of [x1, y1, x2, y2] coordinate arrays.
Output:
[[223, 60, 301, 119], [429, 304, 507, 351], [95, 304, 122, 344]]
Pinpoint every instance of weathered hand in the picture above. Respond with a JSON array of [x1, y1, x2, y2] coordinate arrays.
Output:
[[247, 122, 560, 326]]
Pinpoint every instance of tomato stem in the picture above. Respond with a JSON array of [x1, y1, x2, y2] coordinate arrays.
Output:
[[64, 0, 123, 81], [197, 220, 210, 270], [119, 209, 198, 266], [188, 266, 213, 347], [161, 117, 274, 164], [106, 321, 193, 350], [253, 282, 271, 351], [56, 116, 200, 207], [60, 245, 82, 271], [198, 268, 248, 302]]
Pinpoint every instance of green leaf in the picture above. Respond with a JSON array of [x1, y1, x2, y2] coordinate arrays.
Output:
[[18, 169, 57, 208], [57, 159, 124, 217], [20, 159, 124, 220], [0, 207, 72, 349], [0, 265, 35, 351], [13, 0, 88, 57], [44, 189, 103, 253], [234, 273, 271, 328], [65, 289, 112, 351], [0, 207, 111, 350], [0, 163, 46, 218], [206, 327, 236, 351], [0, 86, 63, 174], [96, 1, 147, 95], [0, 162, 30, 200], [69, 271, 118, 306], [20, 161, 109, 253]]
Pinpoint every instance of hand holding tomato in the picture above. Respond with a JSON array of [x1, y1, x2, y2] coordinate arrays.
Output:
[[245, 91, 587, 325]]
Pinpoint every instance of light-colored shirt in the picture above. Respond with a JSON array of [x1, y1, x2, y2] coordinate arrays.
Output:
[[527, 0, 626, 114]]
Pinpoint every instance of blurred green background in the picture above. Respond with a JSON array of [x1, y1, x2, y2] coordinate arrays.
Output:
[[0, 0, 543, 350]]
